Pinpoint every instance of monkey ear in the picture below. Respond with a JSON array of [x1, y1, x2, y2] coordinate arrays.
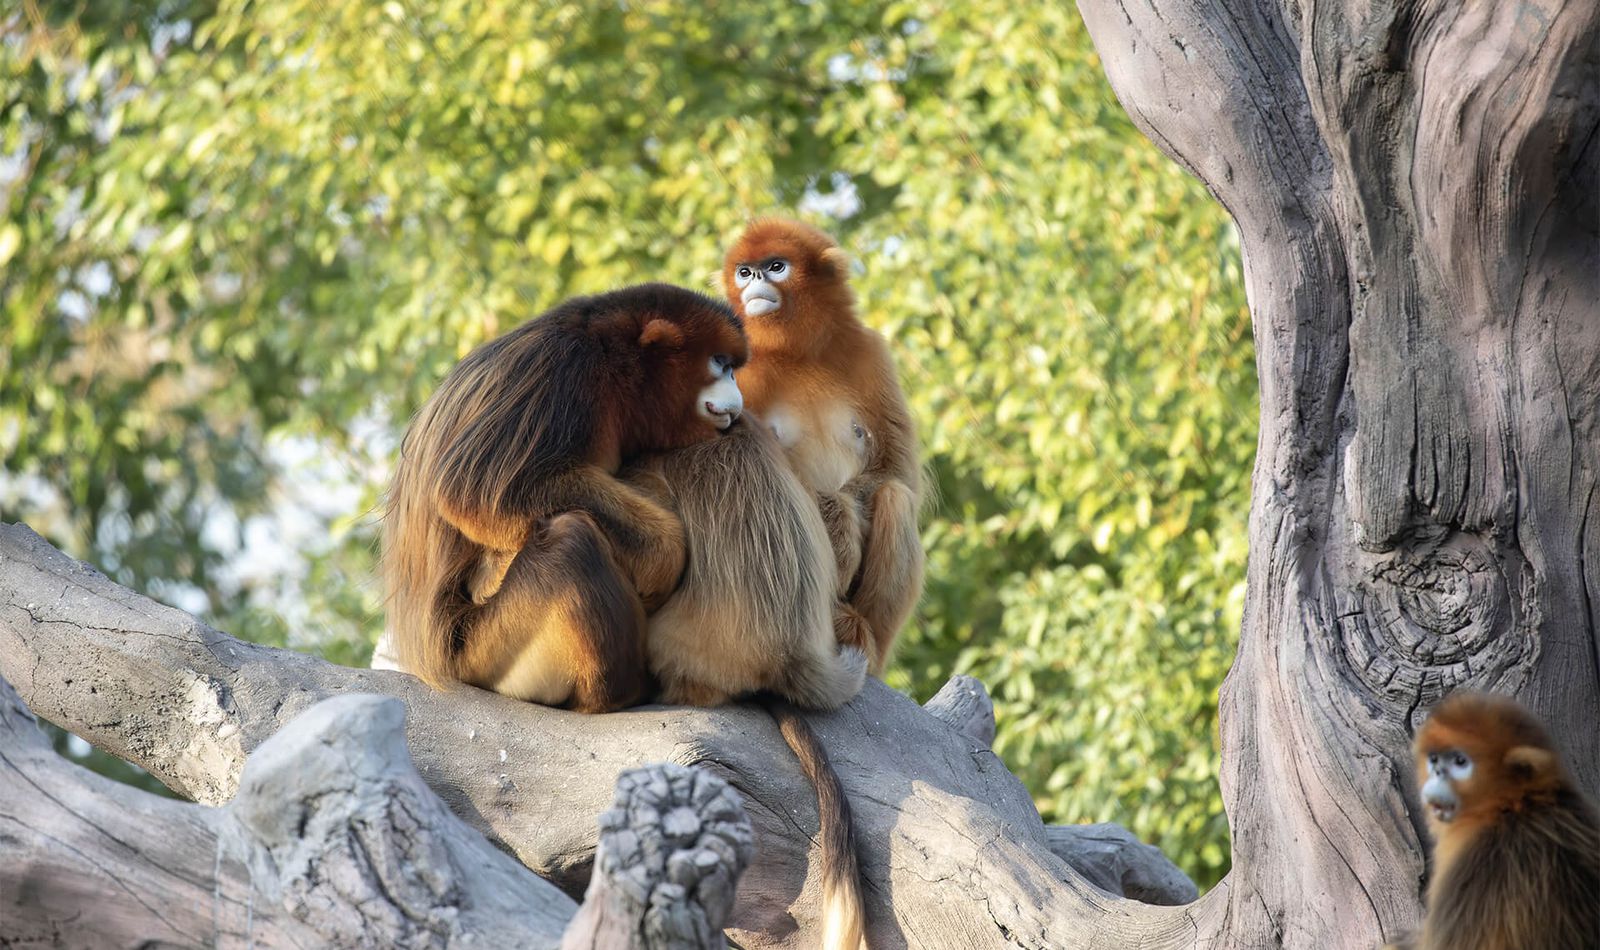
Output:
[[819, 246, 851, 274], [639, 319, 685, 349], [1504, 745, 1556, 781]]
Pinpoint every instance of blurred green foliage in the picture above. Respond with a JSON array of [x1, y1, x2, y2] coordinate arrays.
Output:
[[2, 0, 1253, 886]]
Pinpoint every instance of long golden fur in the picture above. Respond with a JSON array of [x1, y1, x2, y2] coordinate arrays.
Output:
[[383, 283, 747, 713], [625, 419, 868, 950], [722, 217, 925, 675], [385, 279, 868, 946], [1386, 691, 1599, 950], [625, 420, 867, 707]]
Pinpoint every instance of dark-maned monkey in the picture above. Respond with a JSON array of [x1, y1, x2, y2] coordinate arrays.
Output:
[[624, 419, 869, 950], [383, 283, 748, 713], [722, 217, 925, 675], [1383, 691, 1600, 950]]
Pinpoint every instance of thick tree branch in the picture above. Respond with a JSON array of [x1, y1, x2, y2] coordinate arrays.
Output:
[[0, 681, 576, 947], [0, 523, 1195, 948]]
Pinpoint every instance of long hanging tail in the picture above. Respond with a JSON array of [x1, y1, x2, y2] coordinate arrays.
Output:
[[763, 699, 865, 950]]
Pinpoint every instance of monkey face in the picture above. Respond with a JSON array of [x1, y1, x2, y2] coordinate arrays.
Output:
[[1413, 691, 1569, 833], [697, 354, 744, 430], [1420, 747, 1475, 823], [732, 257, 791, 317], [631, 289, 749, 450]]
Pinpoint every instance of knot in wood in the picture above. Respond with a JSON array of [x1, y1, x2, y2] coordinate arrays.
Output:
[[1337, 529, 1528, 708]]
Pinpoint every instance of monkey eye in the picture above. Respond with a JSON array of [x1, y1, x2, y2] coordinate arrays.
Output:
[[1452, 753, 1468, 769], [767, 260, 786, 274], [1427, 753, 1439, 767], [737, 266, 751, 278]]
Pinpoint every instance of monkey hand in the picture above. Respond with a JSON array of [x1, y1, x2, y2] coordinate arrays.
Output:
[[817, 490, 865, 593], [467, 548, 518, 605], [615, 516, 688, 613], [832, 601, 878, 671]]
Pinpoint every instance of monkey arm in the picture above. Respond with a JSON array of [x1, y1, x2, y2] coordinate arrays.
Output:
[[549, 466, 688, 613], [817, 490, 865, 593], [439, 462, 687, 612], [435, 491, 544, 607], [842, 477, 924, 675], [834, 373, 925, 673], [436, 492, 536, 553]]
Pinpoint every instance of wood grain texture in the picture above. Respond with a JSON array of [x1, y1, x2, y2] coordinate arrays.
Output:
[[1077, 0, 1600, 945], [0, 682, 575, 948]]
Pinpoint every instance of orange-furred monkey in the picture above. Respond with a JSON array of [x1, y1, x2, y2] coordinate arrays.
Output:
[[1383, 691, 1599, 950], [722, 217, 924, 674]]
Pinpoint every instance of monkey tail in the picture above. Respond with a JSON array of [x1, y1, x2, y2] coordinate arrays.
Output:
[[785, 644, 868, 711], [763, 699, 866, 950]]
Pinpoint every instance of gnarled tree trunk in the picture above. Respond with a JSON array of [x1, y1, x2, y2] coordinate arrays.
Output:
[[1077, 0, 1600, 945]]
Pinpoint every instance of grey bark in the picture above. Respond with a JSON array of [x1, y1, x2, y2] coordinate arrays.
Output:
[[921, 672, 997, 747], [0, 522, 1195, 948], [0, 681, 576, 948], [1044, 824, 1199, 907], [560, 763, 754, 950], [1076, 0, 1600, 946]]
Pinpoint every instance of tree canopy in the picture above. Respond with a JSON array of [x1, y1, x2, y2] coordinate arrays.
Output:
[[2, 0, 1253, 886]]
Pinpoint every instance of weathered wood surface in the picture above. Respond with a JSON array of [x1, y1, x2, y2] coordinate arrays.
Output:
[[0, 682, 577, 948], [0, 523, 1196, 948], [560, 763, 754, 950], [1077, 0, 1600, 945]]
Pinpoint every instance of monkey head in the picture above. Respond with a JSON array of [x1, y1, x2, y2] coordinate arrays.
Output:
[[622, 284, 750, 452], [722, 218, 855, 345], [1413, 691, 1565, 830]]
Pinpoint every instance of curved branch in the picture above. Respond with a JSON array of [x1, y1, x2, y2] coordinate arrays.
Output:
[[0, 522, 1195, 948]]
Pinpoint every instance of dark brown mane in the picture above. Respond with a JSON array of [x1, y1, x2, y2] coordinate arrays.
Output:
[[383, 283, 744, 692]]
